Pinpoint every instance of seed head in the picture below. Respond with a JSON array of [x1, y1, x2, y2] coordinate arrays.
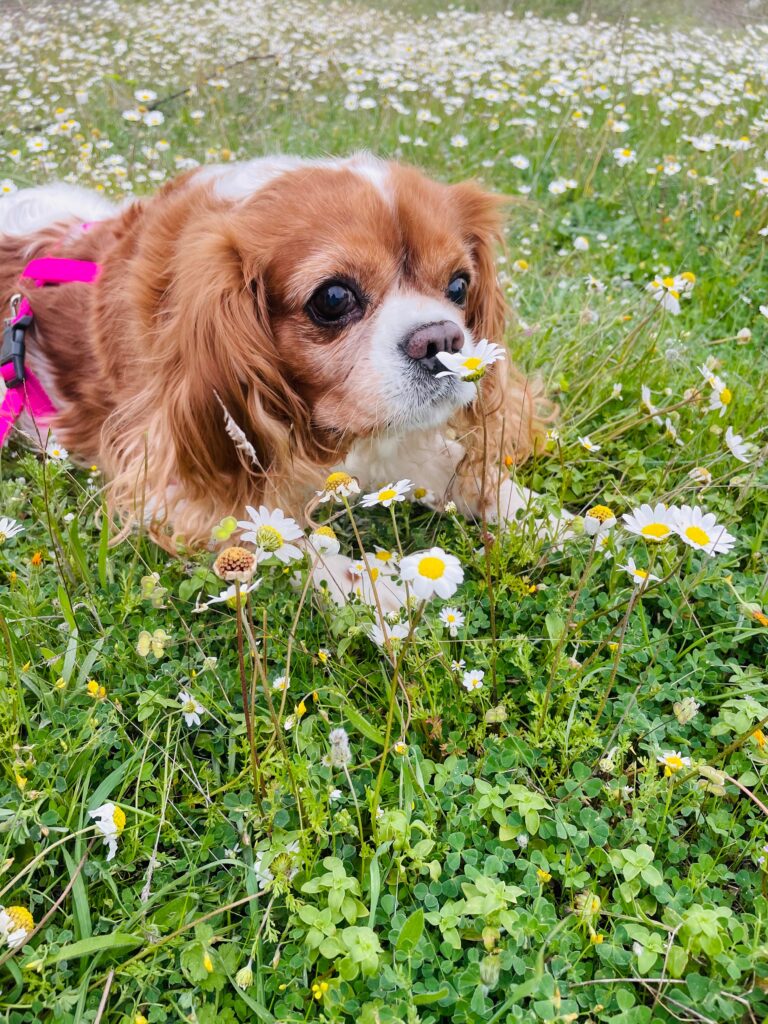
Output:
[[213, 546, 258, 582]]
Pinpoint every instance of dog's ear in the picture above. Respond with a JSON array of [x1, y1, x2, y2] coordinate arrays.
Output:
[[448, 183, 547, 505], [156, 216, 317, 527], [451, 181, 508, 344]]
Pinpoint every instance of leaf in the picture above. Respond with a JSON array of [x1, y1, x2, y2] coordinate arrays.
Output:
[[46, 933, 141, 963], [67, 517, 93, 586], [57, 584, 77, 631], [367, 852, 381, 927], [545, 611, 565, 645], [413, 986, 450, 1005], [98, 505, 110, 589], [344, 705, 385, 746], [62, 848, 92, 944], [396, 908, 424, 953]]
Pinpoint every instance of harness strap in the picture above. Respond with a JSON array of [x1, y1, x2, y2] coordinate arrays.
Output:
[[1, 254, 102, 446]]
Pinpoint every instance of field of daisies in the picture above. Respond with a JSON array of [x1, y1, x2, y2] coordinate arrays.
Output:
[[2, 1, 768, 1021]]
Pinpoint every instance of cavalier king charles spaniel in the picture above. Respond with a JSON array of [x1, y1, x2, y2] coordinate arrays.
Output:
[[0, 154, 550, 553]]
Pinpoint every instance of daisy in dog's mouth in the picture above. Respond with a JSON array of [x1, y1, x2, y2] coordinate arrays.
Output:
[[435, 338, 506, 383]]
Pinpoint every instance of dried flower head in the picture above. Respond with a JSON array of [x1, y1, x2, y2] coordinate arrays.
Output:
[[213, 546, 258, 582], [329, 727, 352, 767]]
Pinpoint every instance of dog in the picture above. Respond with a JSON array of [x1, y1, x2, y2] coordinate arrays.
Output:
[[0, 154, 550, 559]]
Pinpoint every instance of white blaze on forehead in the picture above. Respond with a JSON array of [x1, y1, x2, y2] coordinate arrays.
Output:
[[195, 152, 391, 203]]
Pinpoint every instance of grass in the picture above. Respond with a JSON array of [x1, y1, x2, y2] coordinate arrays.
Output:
[[1, 1, 768, 1022]]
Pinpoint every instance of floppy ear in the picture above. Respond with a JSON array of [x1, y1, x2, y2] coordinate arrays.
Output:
[[449, 183, 549, 511]]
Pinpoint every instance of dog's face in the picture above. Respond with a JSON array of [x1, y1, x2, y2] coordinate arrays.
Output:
[[162, 157, 508, 493], [240, 160, 504, 437]]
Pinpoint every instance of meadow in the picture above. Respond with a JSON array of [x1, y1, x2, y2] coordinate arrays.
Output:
[[1, 1, 768, 1021]]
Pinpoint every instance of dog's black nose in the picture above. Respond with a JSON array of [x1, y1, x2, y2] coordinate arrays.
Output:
[[401, 320, 464, 375]]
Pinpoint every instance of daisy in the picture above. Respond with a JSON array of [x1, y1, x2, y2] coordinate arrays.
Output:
[[673, 505, 736, 556], [308, 526, 341, 556], [641, 385, 662, 424], [143, 110, 164, 127], [613, 147, 636, 166], [725, 426, 756, 464], [584, 504, 616, 536], [0, 517, 23, 543], [373, 546, 398, 566], [317, 471, 361, 503], [688, 466, 712, 485], [178, 690, 205, 727], [451, 658, 466, 672], [510, 154, 530, 169], [90, 802, 126, 861], [578, 435, 601, 452], [646, 277, 681, 315], [462, 669, 484, 691], [622, 502, 676, 542], [46, 441, 68, 461], [0, 180, 18, 196], [399, 546, 464, 600], [573, 235, 590, 251], [619, 557, 660, 588], [368, 621, 410, 647], [134, 88, 158, 103], [237, 506, 303, 564], [194, 579, 260, 610], [361, 479, 411, 508], [435, 338, 505, 383], [657, 751, 691, 776], [439, 606, 465, 637], [0, 906, 34, 949], [271, 674, 290, 692], [708, 382, 732, 416]]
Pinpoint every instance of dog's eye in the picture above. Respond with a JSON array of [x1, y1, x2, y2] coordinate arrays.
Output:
[[307, 281, 361, 325], [446, 274, 469, 307]]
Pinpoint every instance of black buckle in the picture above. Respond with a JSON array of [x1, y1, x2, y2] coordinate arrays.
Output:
[[1, 299, 31, 389]]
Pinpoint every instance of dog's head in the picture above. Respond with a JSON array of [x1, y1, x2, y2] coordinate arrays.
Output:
[[150, 155, 511, 513]]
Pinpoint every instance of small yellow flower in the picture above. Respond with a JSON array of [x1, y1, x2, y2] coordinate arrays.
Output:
[[296, 700, 307, 718], [30, 551, 43, 567], [135, 1015, 149, 1024], [590, 931, 604, 945], [203, 951, 214, 973], [86, 679, 106, 700], [536, 868, 552, 883], [393, 740, 408, 755], [753, 729, 766, 750], [753, 610, 768, 628], [311, 980, 330, 1000]]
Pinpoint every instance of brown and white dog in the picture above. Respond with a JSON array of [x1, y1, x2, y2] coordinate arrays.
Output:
[[0, 154, 549, 552]]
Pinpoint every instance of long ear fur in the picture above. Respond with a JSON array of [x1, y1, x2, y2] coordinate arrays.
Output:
[[449, 183, 551, 511], [102, 214, 325, 548]]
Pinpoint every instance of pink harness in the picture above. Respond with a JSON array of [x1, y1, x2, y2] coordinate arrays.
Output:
[[1, 255, 101, 446]]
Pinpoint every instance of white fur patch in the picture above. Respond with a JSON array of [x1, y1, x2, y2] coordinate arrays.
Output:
[[195, 152, 391, 203], [0, 183, 117, 237]]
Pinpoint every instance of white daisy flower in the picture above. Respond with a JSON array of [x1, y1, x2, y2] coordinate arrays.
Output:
[[725, 426, 756, 464], [46, 441, 69, 461], [0, 517, 23, 543], [462, 669, 484, 691], [399, 546, 464, 600], [641, 385, 662, 424], [361, 479, 412, 508], [134, 88, 158, 103], [688, 467, 712, 485], [178, 690, 205, 727], [143, 110, 165, 127], [619, 557, 660, 588], [435, 338, 505, 383], [0, 906, 34, 949], [237, 506, 303, 564], [510, 154, 530, 169], [583, 505, 617, 536], [317, 471, 361, 503], [673, 505, 736, 556], [89, 802, 126, 861], [194, 579, 260, 610], [439, 606, 465, 637], [272, 675, 289, 692], [657, 751, 691, 775], [308, 526, 341, 556], [368, 621, 410, 647], [573, 235, 590, 251], [646, 276, 681, 315], [622, 502, 676, 542], [0, 180, 18, 196], [578, 435, 601, 452], [613, 146, 636, 166]]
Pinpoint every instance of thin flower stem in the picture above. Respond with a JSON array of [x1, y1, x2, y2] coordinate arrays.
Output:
[[342, 762, 365, 848], [235, 582, 260, 795], [478, 393, 499, 697], [371, 602, 425, 820], [592, 587, 640, 728]]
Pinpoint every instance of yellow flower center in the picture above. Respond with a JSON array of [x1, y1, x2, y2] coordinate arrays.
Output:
[[413, 487, 427, 499], [446, 614, 456, 622], [255, 524, 282, 551], [720, 387, 731, 405], [684, 525, 710, 546], [621, 148, 631, 157], [375, 549, 393, 562], [183, 699, 197, 714], [378, 488, 397, 502], [640, 522, 670, 539], [325, 471, 353, 490], [661, 276, 675, 288], [369, 567, 380, 582], [314, 526, 336, 540], [462, 356, 483, 371], [668, 289, 680, 299], [6, 906, 34, 933], [418, 556, 446, 579], [112, 806, 126, 833], [634, 568, 649, 579], [586, 504, 615, 522], [680, 271, 695, 283], [665, 755, 683, 771]]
